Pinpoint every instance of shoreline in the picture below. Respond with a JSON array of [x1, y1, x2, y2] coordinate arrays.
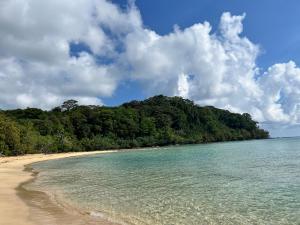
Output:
[[0, 151, 117, 225]]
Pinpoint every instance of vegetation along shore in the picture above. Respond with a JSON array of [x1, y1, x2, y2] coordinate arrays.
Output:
[[0, 95, 269, 156]]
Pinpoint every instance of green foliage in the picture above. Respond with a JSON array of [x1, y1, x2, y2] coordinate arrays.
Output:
[[0, 96, 269, 156], [0, 113, 22, 155], [61, 99, 78, 111]]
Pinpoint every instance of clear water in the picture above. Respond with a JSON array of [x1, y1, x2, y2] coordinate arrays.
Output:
[[31, 138, 300, 225]]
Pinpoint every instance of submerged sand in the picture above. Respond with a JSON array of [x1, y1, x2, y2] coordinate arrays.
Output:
[[0, 151, 117, 225]]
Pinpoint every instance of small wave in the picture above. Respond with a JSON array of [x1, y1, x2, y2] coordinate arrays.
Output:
[[89, 211, 129, 225], [90, 211, 106, 218]]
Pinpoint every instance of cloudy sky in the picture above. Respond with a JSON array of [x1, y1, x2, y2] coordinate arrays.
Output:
[[1, 0, 300, 137]]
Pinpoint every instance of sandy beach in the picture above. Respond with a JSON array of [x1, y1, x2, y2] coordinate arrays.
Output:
[[0, 151, 115, 225]]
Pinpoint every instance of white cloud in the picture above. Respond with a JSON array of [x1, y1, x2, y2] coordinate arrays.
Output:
[[176, 73, 190, 98], [1, 0, 300, 135], [259, 61, 300, 124], [122, 12, 263, 120], [0, 0, 141, 109], [120, 10, 300, 134]]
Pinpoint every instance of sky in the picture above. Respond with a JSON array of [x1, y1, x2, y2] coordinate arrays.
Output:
[[0, 0, 300, 137]]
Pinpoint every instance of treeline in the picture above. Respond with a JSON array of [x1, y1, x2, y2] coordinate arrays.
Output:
[[0, 95, 269, 156]]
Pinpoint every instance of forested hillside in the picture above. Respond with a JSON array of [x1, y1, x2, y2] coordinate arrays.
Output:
[[0, 95, 269, 156]]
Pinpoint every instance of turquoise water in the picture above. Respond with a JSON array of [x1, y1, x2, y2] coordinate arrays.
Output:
[[31, 138, 300, 225]]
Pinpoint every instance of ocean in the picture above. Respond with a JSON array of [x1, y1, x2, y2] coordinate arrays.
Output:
[[29, 138, 300, 225]]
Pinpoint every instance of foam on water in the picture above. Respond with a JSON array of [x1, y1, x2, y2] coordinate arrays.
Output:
[[31, 138, 300, 225]]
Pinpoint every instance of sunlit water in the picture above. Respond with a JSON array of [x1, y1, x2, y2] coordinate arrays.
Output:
[[31, 138, 300, 225]]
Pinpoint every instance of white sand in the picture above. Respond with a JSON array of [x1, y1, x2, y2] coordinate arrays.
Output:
[[0, 151, 114, 225]]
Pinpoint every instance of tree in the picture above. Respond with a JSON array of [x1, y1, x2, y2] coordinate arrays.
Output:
[[0, 114, 22, 155], [1, 96, 269, 155], [61, 100, 78, 111]]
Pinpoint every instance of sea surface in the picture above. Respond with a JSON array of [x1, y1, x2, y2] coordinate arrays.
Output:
[[30, 138, 300, 225]]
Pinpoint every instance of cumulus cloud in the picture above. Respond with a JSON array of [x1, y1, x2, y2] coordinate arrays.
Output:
[[121, 11, 300, 131], [122, 12, 262, 118], [1, 0, 300, 135], [259, 61, 300, 124], [0, 0, 141, 108]]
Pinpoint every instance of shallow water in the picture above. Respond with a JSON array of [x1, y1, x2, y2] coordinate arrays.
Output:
[[30, 138, 300, 225]]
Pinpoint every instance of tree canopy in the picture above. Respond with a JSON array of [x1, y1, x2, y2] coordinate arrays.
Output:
[[0, 95, 269, 156]]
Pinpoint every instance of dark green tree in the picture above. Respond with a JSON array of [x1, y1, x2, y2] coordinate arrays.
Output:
[[1, 95, 269, 156], [61, 99, 78, 111]]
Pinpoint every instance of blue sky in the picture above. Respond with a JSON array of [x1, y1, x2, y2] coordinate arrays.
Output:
[[104, 0, 300, 106], [134, 0, 300, 68]]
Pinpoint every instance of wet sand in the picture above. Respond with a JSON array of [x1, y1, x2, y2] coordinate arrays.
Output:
[[0, 151, 117, 225]]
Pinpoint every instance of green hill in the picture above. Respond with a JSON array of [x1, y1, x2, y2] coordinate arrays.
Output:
[[0, 95, 269, 156]]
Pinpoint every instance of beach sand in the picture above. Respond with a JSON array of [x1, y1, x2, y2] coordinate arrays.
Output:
[[0, 151, 116, 225]]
